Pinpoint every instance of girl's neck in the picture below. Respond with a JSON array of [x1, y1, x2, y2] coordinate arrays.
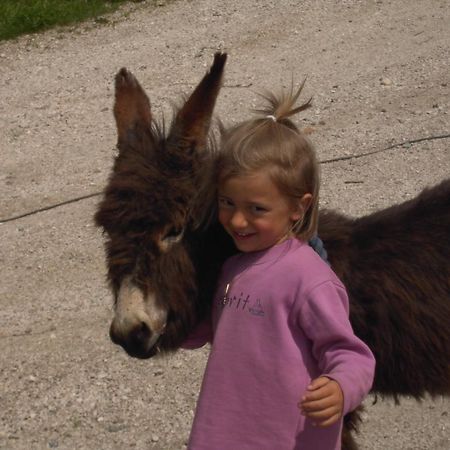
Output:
[[236, 236, 303, 264]]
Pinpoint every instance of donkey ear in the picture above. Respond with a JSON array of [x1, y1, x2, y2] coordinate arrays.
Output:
[[113, 68, 152, 146], [168, 52, 227, 152]]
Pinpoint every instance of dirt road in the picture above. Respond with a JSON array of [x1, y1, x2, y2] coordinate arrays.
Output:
[[1, 0, 449, 448]]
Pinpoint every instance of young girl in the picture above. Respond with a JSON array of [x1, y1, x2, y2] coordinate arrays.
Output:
[[183, 85, 375, 449]]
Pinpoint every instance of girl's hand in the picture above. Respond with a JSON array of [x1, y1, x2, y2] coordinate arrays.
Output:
[[299, 376, 344, 427]]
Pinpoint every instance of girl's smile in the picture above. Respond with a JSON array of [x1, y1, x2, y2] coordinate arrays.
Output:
[[217, 171, 308, 253]]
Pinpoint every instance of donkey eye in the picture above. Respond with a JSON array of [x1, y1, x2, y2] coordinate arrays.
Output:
[[162, 227, 184, 245], [165, 227, 182, 238]]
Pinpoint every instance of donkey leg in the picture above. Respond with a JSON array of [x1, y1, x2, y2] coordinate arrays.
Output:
[[342, 409, 363, 450]]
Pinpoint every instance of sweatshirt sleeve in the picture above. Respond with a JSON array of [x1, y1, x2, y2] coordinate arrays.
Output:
[[180, 318, 213, 350], [297, 280, 375, 414]]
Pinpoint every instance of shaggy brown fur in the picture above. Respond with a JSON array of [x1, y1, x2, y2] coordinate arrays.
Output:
[[95, 53, 450, 448], [95, 54, 227, 354], [319, 179, 450, 399]]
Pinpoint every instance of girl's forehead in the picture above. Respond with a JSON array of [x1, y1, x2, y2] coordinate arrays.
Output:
[[219, 171, 284, 199], [220, 171, 271, 188]]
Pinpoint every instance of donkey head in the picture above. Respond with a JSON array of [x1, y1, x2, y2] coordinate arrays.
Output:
[[95, 53, 227, 358]]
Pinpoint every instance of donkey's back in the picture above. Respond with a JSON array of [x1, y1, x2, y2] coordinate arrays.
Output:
[[319, 179, 450, 399]]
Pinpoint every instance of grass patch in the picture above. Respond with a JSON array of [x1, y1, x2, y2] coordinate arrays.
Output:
[[0, 0, 144, 41]]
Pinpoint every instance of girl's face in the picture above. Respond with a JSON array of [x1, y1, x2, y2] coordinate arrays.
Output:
[[217, 171, 310, 253]]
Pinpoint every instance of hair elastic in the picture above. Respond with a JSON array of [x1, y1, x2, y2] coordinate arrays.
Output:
[[266, 115, 277, 122]]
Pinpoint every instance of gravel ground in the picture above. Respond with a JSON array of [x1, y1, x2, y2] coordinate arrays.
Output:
[[0, 0, 449, 449]]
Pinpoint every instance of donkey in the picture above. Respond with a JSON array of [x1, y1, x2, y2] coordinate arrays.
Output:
[[94, 53, 450, 449]]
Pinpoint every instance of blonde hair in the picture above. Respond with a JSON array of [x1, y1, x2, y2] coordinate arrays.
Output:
[[212, 82, 319, 241]]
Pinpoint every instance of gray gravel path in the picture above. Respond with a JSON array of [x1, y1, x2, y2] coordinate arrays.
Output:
[[1, 0, 449, 449]]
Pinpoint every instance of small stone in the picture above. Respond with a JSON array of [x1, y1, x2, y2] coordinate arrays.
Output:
[[151, 435, 159, 442], [380, 78, 392, 86], [107, 423, 127, 433]]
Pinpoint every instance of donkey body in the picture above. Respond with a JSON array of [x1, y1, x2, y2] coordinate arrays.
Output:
[[95, 54, 450, 448]]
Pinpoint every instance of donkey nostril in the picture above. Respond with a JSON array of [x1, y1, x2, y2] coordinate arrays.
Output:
[[128, 322, 151, 349], [109, 319, 159, 358]]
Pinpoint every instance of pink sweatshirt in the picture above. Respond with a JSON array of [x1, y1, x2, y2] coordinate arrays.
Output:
[[184, 238, 375, 450]]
